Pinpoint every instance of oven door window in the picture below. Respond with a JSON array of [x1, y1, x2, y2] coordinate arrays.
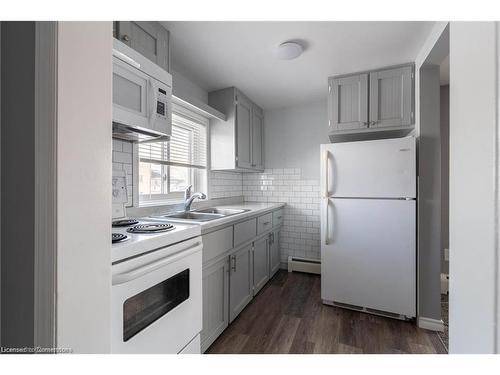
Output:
[[123, 269, 190, 342]]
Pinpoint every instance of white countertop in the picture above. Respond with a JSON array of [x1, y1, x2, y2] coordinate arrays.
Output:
[[111, 202, 283, 263]]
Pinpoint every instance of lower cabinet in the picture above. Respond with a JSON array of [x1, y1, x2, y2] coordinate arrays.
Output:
[[200, 209, 284, 352], [201, 257, 229, 352], [229, 243, 253, 323], [269, 229, 281, 278], [253, 236, 269, 295]]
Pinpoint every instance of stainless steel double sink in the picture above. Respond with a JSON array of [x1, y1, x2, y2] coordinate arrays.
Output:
[[154, 207, 250, 223]]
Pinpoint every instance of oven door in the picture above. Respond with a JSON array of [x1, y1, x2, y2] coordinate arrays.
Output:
[[111, 237, 202, 354]]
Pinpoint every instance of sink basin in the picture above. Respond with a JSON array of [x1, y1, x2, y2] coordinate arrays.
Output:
[[155, 207, 250, 223], [161, 211, 224, 222], [195, 208, 249, 216]]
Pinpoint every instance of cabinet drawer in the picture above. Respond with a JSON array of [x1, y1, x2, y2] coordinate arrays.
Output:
[[257, 213, 273, 235], [234, 218, 257, 247], [272, 209, 284, 227], [202, 226, 233, 263]]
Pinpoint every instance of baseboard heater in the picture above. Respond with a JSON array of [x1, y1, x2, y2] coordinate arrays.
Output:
[[287, 256, 321, 274]]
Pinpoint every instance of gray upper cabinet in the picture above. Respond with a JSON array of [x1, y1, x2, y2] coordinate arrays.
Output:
[[328, 74, 369, 131], [251, 105, 264, 170], [253, 236, 269, 295], [369, 66, 413, 128], [236, 93, 253, 169], [229, 243, 253, 323], [209, 87, 264, 172], [114, 21, 170, 72], [328, 64, 414, 142]]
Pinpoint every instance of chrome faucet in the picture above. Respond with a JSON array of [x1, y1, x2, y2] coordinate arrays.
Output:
[[184, 185, 206, 212]]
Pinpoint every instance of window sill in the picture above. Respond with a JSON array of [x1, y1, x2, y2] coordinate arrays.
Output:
[[138, 199, 184, 208]]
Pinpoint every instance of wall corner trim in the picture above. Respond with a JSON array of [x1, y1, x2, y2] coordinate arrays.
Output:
[[418, 316, 445, 332]]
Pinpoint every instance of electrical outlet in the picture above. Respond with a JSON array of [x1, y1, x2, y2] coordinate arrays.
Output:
[[444, 248, 449, 261]]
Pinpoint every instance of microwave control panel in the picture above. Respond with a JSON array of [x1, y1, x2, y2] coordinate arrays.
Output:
[[155, 88, 168, 119]]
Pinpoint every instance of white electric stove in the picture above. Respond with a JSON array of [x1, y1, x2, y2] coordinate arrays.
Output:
[[111, 172, 202, 354]]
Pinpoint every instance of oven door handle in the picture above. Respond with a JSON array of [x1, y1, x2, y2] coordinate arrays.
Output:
[[112, 242, 202, 285]]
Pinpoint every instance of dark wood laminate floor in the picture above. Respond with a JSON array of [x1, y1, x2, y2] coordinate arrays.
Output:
[[207, 270, 447, 354]]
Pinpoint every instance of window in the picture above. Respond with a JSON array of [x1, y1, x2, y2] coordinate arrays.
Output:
[[138, 107, 208, 204]]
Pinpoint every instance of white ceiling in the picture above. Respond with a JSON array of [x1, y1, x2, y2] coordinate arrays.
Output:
[[162, 21, 436, 109]]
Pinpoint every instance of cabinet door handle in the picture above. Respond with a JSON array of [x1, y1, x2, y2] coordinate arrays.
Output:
[[121, 34, 130, 42], [231, 255, 236, 272]]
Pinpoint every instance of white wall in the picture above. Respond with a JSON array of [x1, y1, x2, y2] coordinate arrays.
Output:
[[172, 69, 208, 104], [264, 100, 329, 180], [440, 85, 449, 273], [418, 65, 442, 323], [449, 21, 499, 354], [57, 22, 112, 353], [414, 22, 449, 137]]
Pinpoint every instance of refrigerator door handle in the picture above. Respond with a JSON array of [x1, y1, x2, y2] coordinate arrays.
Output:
[[323, 150, 330, 198], [324, 198, 331, 245]]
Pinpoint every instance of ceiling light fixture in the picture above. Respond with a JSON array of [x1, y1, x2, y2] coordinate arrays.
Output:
[[275, 41, 303, 60]]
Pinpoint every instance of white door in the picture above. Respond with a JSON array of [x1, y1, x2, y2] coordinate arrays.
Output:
[[321, 137, 416, 199], [321, 198, 416, 317]]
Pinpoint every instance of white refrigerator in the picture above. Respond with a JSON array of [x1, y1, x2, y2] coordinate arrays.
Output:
[[320, 136, 416, 319]]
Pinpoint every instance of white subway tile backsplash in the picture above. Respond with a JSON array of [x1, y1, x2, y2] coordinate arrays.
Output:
[[111, 140, 319, 262], [113, 150, 132, 164], [208, 171, 243, 199], [243, 168, 321, 262], [112, 139, 134, 207]]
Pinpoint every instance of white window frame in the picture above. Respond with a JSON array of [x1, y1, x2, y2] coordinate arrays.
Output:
[[133, 104, 209, 207]]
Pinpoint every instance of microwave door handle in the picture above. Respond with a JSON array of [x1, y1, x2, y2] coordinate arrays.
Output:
[[112, 242, 202, 285], [112, 49, 141, 69], [148, 79, 157, 125]]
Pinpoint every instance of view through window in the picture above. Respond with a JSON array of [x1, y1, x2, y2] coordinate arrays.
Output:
[[138, 109, 207, 204]]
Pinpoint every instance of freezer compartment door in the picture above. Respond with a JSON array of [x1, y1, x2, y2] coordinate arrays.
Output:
[[321, 198, 416, 317], [321, 137, 416, 199]]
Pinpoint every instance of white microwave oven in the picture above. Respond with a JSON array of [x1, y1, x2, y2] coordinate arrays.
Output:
[[112, 39, 172, 143]]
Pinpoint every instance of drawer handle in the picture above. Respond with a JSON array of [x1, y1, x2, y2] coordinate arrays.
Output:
[[277, 216, 282, 220], [263, 221, 270, 226]]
